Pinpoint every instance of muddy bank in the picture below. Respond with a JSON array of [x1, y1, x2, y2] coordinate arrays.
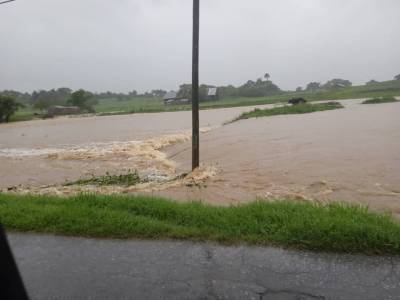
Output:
[[1, 99, 399, 215]]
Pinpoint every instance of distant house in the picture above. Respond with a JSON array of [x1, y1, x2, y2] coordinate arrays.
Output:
[[163, 91, 191, 105], [206, 87, 219, 101], [45, 106, 81, 118], [163, 91, 177, 102]]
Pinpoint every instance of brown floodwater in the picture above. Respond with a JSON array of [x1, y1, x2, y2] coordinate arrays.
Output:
[[1, 100, 399, 215]]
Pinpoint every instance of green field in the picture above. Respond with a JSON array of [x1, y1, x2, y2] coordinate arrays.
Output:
[[1, 194, 400, 255], [9, 80, 400, 122]]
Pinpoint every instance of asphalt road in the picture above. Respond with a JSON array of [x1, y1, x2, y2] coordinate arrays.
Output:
[[7, 233, 400, 300]]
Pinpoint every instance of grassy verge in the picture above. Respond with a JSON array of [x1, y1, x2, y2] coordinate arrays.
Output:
[[1, 194, 399, 255], [362, 97, 399, 104], [64, 171, 142, 186], [233, 102, 343, 122]]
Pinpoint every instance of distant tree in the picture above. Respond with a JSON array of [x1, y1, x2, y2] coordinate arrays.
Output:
[[323, 79, 352, 90], [177, 84, 192, 99], [33, 97, 51, 112], [366, 80, 379, 85], [218, 85, 237, 98], [0, 96, 24, 123], [237, 78, 281, 97], [0, 90, 31, 103], [57, 87, 72, 96], [128, 90, 138, 97], [296, 87, 303, 92], [395, 74, 400, 80], [31, 88, 71, 107], [245, 80, 256, 87], [151, 89, 167, 97], [68, 89, 95, 112], [264, 73, 270, 81], [305, 82, 321, 91]]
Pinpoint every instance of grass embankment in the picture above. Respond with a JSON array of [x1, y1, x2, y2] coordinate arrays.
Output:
[[362, 96, 399, 104], [1, 194, 400, 255], [233, 102, 343, 122]]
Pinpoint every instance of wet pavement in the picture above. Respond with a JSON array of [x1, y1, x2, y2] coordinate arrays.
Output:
[[8, 233, 400, 300]]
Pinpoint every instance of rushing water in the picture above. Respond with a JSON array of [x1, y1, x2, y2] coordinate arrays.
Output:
[[1, 99, 399, 215]]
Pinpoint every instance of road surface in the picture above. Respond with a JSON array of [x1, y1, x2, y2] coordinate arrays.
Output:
[[8, 233, 400, 300]]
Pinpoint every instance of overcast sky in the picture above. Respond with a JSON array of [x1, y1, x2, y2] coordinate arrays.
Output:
[[1, 0, 399, 93]]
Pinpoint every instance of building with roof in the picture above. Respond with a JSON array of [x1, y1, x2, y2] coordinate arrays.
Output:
[[163, 91, 191, 105]]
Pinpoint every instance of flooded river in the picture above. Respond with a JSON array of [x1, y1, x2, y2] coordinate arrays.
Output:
[[1, 100, 399, 215]]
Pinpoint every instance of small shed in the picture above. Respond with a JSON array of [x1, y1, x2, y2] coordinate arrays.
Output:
[[163, 91, 191, 105], [45, 106, 81, 118], [163, 91, 178, 102]]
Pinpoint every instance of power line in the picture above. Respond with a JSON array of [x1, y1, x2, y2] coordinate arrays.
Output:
[[0, 0, 16, 5]]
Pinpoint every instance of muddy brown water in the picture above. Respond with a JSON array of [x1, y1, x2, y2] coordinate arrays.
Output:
[[1, 100, 399, 215]]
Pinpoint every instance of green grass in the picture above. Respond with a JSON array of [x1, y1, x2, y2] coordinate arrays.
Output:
[[234, 102, 343, 121], [1, 194, 400, 255], [64, 171, 142, 186], [9, 107, 41, 122], [362, 96, 399, 104]]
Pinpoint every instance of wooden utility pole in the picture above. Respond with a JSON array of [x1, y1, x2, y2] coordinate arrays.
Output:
[[192, 0, 200, 170]]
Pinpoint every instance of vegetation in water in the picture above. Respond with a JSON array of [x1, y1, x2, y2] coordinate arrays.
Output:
[[64, 171, 142, 186], [361, 97, 398, 104], [232, 102, 343, 122]]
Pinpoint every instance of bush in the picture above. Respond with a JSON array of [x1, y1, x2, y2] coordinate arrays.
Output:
[[0, 96, 24, 123]]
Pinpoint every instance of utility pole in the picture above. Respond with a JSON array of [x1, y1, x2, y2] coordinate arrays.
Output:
[[192, 0, 200, 170]]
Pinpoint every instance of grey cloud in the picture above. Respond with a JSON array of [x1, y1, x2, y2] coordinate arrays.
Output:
[[0, 0, 399, 92]]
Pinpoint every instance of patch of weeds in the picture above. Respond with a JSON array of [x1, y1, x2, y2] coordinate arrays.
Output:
[[232, 102, 344, 122], [362, 97, 399, 104], [65, 170, 142, 186]]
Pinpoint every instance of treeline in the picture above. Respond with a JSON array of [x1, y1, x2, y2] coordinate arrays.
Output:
[[295, 79, 353, 92], [296, 74, 399, 92], [177, 73, 282, 100], [0, 88, 170, 112], [219, 78, 281, 98]]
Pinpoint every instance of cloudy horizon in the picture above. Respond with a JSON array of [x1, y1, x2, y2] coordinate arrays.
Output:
[[1, 0, 399, 93]]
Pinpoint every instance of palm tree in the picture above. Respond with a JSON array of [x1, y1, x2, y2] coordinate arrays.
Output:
[[264, 73, 270, 81]]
